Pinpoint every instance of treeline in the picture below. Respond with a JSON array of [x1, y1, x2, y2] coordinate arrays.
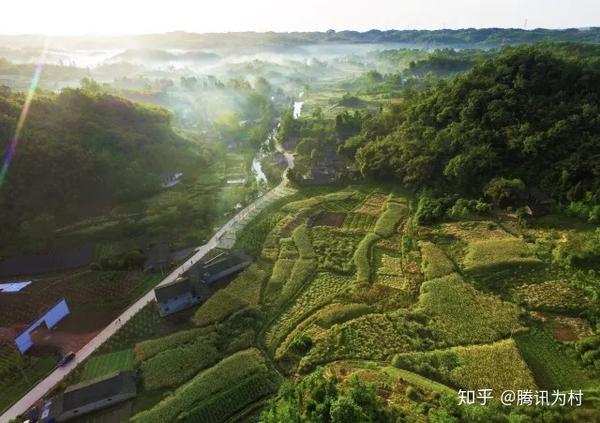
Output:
[[346, 44, 600, 207], [0, 87, 203, 231]]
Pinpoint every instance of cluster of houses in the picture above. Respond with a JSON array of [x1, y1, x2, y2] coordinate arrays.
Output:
[[34, 250, 252, 422], [154, 251, 252, 316]]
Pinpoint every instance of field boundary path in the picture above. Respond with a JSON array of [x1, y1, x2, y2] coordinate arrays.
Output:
[[0, 145, 296, 423]]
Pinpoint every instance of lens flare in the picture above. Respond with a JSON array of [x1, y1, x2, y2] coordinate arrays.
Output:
[[0, 46, 47, 187]]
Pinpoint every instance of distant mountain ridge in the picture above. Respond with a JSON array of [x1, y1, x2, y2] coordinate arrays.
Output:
[[0, 28, 599, 51]]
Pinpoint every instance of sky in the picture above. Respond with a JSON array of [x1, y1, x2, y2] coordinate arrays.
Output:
[[2, 0, 599, 35]]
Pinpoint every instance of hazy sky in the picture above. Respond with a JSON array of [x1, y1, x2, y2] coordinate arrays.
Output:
[[3, 0, 599, 35]]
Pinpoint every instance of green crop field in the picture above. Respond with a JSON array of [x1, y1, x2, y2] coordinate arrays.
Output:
[[394, 339, 536, 394], [516, 326, 593, 390], [417, 273, 524, 345], [80, 349, 134, 381], [463, 238, 545, 286], [419, 241, 456, 280], [131, 349, 280, 423], [192, 290, 249, 327], [265, 272, 354, 352], [6, 36, 600, 423], [46, 188, 600, 422]]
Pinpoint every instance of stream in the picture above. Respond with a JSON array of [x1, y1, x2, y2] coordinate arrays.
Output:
[[251, 99, 303, 184]]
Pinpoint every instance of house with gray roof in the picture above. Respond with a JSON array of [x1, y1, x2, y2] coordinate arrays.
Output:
[[40, 371, 136, 422]]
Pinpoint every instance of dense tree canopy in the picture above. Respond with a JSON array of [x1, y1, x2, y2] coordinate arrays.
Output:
[[0, 87, 202, 227], [355, 45, 600, 203]]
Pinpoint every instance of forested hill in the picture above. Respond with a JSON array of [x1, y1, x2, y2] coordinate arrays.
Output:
[[0, 87, 200, 226], [354, 45, 600, 204]]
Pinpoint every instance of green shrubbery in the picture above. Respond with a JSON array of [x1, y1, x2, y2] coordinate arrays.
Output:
[[260, 369, 397, 423], [415, 194, 491, 225], [565, 199, 600, 223], [575, 335, 600, 374], [551, 228, 600, 269]]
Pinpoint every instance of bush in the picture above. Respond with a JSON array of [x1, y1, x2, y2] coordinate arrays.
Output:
[[415, 195, 454, 225], [566, 201, 600, 223], [446, 198, 491, 219], [484, 177, 525, 207], [289, 334, 313, 354]]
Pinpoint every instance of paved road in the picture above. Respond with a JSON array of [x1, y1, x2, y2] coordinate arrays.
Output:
[[1, 147, 295, 423]]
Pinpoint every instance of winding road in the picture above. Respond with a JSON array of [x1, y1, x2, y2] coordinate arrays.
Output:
[[0, 137, 295, 423]]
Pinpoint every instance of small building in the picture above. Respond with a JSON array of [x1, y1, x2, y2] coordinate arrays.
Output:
[[153, 252, 252, 317], [187, 252, 253, 285], [15, 298, 70, 354], [40, 371, 137, 422], [302, 167, 337, 184], [160, 171, 183, 188], [154, 277, 211, 317], [524, 187, 555, 217]]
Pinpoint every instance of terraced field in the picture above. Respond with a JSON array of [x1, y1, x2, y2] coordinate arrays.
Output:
[[46, 187, 600, 422]]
